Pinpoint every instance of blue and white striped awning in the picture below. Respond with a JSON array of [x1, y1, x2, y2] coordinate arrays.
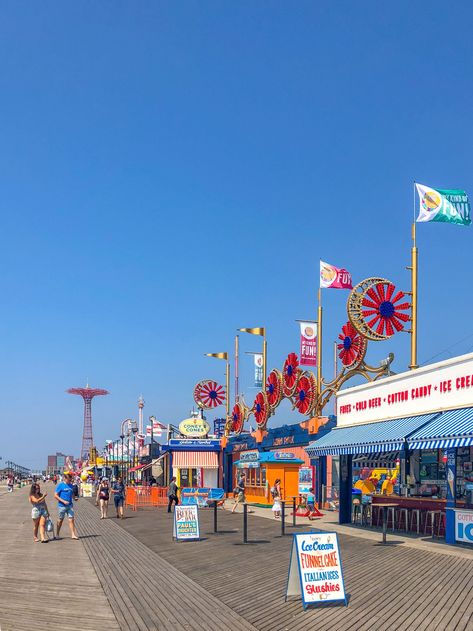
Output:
[[407, 407, 473, 450], [305, 414, 437, 457]]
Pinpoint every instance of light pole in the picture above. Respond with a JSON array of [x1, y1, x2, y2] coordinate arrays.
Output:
[[204, 352, 230, 419], [132, 426, 138, 483], [120, 434, 125, 480], [238, 327, 267, 387]]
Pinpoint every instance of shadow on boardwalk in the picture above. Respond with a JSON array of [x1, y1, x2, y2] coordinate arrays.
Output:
[[114, 502, 473, 631]]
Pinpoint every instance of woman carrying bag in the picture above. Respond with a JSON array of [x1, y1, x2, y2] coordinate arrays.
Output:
[[29, 482, 52, 543]]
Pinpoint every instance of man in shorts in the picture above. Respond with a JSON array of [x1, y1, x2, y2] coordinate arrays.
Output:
[[55, 473, 79, 539], [111, 476, 126, 519]]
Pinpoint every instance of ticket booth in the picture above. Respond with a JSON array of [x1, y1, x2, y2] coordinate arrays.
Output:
[[234, 451, 304, 505]]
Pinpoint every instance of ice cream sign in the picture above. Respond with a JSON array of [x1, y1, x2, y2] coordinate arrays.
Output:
[[337, 352, 473, 427], [178, 417, 210, 438]]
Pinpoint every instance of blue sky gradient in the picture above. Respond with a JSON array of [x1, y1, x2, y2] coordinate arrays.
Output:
[[1, 2, 472, 469]]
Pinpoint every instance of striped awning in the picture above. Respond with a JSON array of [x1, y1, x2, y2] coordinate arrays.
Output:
[[173, 451, 219, 469], [407, 407, 473, 450], [305, 414, 437, 457]]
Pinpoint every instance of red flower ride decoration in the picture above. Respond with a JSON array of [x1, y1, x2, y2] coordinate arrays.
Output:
[[337, 321, 367, 369], [230, 402, 245, 435], [283, 352, 301, 397], [194, 380, 226, 409], [253, 391, 269, 429], [265, 369, 283, 409], [361, 281, 410, 339], [293, 372, 317, 416]]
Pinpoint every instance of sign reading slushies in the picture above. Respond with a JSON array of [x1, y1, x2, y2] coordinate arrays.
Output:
[[178, 417, 210, 438], [286, 532, 346, 609], [173, 505, 200, 541], [299, 322, 316, 367]]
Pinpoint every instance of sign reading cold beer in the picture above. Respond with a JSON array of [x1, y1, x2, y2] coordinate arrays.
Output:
[[286, 532, 346, 609], [337, 352, 473, 427]]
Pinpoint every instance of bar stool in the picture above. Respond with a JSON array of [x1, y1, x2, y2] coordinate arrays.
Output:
[[361, 503, 372, 527], [397, 507, 409, 532], [424, 510, 441, 537], [437, 512, 446, 537], [386, 506, 396, 531], [352, 503, 362, 525], [410, 508, 422, 534]]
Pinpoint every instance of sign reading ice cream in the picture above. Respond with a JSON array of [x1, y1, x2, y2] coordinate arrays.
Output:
[[337, 352, 473, 426], [178, 417, 210, 438]]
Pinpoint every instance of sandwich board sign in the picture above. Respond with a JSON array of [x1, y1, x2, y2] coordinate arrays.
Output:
[[173, 504, 200, 541], [286, 532, 347, 609]]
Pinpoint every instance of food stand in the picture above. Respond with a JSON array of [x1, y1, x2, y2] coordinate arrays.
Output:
[[306, 352, 473, 546], [234, 450, 304, 505]]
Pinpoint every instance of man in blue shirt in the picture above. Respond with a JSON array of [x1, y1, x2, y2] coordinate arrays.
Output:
[[54, 473, 79, 539]]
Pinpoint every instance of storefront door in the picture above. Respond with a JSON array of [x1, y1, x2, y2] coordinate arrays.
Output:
[[180, 468, 199, 487]]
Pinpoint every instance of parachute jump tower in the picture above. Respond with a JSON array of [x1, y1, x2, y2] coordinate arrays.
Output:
[[67, 384, 109, 461]]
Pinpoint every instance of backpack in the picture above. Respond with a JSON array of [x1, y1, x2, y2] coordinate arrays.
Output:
[[270, 486, 276, 498]]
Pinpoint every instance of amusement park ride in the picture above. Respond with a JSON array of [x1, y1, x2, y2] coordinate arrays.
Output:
[[193, 277, 411, 443]]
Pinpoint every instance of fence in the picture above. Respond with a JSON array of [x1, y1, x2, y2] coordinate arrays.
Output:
[[126, 486, 168, 511]]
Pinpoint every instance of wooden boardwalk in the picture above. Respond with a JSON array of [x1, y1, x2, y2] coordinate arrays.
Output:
[[0, 485, 119, 631], [115, 502, 473, 631], [2, 486, 473, 630]]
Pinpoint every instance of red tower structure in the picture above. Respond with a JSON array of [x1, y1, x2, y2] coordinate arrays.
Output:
[[67, 384, 109, 462]]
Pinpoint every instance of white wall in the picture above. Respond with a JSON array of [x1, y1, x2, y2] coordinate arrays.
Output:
[[336, 352, 473, 426]]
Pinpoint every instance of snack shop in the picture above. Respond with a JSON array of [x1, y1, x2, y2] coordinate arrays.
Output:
[[306, 352, 473, 546], [224, 419, 336, 505]]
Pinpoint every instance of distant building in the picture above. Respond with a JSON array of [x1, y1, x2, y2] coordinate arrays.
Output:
[[46, 452, 76, 476]]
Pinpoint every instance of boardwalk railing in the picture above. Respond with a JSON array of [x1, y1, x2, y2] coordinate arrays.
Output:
[[126, 486, 168, 511]]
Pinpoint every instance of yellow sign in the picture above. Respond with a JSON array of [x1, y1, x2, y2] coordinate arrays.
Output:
[[178, 417, 210, 438]]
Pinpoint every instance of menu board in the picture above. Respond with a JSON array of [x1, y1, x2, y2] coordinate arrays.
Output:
[[286, 532, 346, 609]]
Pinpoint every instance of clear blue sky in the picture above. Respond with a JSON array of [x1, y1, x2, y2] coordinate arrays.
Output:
[[1, 2, 472, 470]]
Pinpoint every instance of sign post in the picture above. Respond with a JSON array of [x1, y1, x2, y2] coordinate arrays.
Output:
[[173, 505, 200, 541], [286, 532, 347, 609]]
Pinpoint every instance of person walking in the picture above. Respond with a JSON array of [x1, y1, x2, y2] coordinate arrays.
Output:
[[167, 477, 179, 513], [55, 473, 79, 539], [29, 482, 50, 543], [96, 478, 110, 519], [231, 473, 246, 513], [111, 476, 126, 519], [7, 475, 14, 493]]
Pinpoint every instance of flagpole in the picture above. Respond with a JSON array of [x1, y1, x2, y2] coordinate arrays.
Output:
[[410, 183, 419, 369], [316, 287, 323, 414], [333, 340, 337, 415], [263, 335, 267, 387], [235, 334, 239, 402], [226, 359, 230, 418]]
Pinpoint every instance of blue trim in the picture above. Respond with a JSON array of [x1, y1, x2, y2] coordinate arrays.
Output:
[[407, 407, 473, 450], [305, 413, 437, 457]]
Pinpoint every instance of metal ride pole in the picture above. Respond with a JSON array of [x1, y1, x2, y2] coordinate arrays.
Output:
[[243, 503, 248, 543], [281, 500, 286, 536]]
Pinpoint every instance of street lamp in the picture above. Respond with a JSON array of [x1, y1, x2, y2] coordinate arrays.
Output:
[[120, 434, 125, 480], [238, 327, 267, 387], [132, 425, 138, 483], [204, 352, 230, 419]]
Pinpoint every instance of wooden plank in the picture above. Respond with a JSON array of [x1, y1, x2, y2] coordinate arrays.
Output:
[[0, 486, 119, 631]]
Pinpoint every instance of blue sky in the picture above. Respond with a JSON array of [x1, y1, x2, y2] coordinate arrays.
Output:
[[1, 2, 472, 470]]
